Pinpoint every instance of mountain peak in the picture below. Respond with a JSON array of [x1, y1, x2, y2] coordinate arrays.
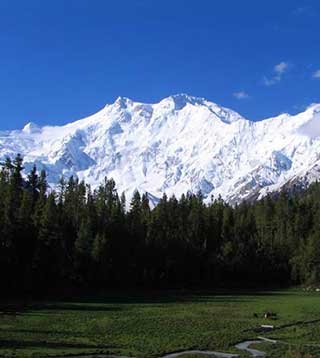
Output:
[[22, 122, 40, 134], [161, 93, 206, 110], [157, 94, 244, 124], [114, 96, 134, 109]]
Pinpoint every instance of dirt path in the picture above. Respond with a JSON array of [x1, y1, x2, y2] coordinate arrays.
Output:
[[161, 339, 269, 357], [161, 349, 239, 357], [54, 338, 270, 358], [235, 340, 266, 357]]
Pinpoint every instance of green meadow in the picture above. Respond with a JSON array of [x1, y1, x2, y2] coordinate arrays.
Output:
[[1, 290, 320, 357]]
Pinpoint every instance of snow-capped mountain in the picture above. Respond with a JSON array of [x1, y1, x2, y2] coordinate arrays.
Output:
[[1, 94, 320, 203]]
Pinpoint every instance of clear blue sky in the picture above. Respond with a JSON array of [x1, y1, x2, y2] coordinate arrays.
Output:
[[0, 0, 319, 130]]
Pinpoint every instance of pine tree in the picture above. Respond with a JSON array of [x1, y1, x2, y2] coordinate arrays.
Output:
[[32, 192, 65, 292]]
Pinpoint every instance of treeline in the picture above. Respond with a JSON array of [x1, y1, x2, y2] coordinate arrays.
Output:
[[1, 155, 320, 296]]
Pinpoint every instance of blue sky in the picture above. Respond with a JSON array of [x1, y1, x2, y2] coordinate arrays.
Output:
[[0, 0, 319, 130]]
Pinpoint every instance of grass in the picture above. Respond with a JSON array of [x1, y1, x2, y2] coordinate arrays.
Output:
[[1, 289, 320, 357]]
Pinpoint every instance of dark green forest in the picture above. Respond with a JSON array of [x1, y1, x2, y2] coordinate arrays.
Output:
[[1, 155, 320, 296]]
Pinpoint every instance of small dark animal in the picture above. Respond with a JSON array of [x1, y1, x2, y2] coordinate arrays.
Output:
[[264, 311, 277, 319]]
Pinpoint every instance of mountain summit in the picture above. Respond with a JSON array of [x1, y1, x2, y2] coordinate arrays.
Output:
[[1, 95, 320, 203]]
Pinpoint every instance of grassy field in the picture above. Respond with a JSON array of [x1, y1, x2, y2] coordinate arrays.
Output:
[[1, 290, 320, 357]]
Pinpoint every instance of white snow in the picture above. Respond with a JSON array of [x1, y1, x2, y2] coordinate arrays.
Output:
[[1, 94, 320, 203]]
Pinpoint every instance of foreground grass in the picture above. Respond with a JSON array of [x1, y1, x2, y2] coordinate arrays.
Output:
[[1, 289, 320, 357]]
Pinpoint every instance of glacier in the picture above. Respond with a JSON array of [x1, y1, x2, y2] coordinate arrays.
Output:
[[1, 94, 320, 203]]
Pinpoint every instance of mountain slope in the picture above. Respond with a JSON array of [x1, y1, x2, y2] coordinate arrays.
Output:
[[1, 94, 320, 203]]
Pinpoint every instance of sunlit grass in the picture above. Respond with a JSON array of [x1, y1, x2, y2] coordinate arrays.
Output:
[[1, 290, 320, 357]]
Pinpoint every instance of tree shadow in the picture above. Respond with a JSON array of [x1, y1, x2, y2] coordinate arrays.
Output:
[[30, 303, 123, 312], [0, 302, 123, 315], [0, 289, 288, 314], [0, 327, 83, 336], [64, 289, 285, 305], [0, 338, 114, 350]]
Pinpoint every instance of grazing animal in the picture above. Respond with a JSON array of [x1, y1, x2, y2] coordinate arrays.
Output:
[[264, 311, 277, 319]]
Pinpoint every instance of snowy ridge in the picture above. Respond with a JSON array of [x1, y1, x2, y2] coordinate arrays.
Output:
[[1, 94, 320, 203]]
